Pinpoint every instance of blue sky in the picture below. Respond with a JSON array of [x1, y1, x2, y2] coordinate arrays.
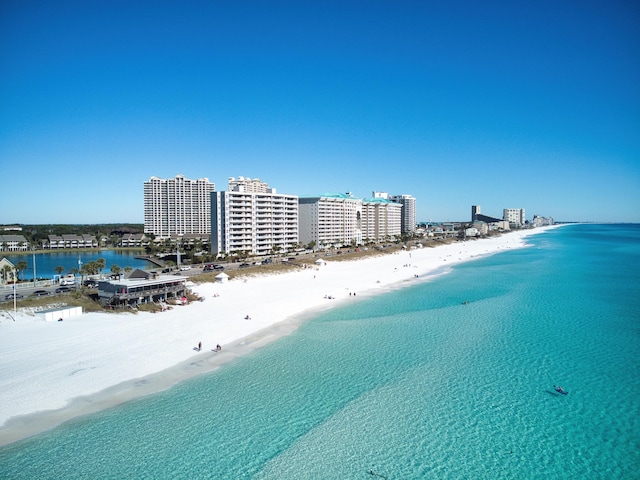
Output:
[[1, 0, 639, 224]]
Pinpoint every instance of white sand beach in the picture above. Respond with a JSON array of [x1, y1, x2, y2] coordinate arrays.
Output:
[[0, 227, 560, 445]]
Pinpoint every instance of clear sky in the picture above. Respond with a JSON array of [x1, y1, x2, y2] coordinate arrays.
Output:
[[1, 0, 639, 224]]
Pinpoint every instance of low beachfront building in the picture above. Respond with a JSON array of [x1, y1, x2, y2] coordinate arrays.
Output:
[[47, 234, 98, 249], [97, 269, 187, 308], [471, 222, 489, 235], [0, 257, 16, 285], [119, 233, 149, 248], [0, 235, 29, 252]]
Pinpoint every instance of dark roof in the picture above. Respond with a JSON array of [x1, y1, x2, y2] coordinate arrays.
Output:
[[474, 213, 503, 223], [127, 269, 151, 279]]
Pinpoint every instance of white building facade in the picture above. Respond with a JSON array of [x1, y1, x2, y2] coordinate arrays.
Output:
[[144, 175, 215, 238], [532, 215, 554, 227], [298, 194, 363, 248], [211, 177, 298, 256], [0, 235, 29, 251], [389, 194, 417, 234], [503, 208, 526, 227]]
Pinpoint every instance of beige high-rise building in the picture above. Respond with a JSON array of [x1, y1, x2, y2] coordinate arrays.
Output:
[[298, 194, 363, 248], [361, 197, 402, 242], [226, 176, 270, 193], [144, 175, 215, 238]]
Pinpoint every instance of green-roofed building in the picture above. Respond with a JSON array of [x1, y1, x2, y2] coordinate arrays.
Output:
[[298, 192, 403, 248]]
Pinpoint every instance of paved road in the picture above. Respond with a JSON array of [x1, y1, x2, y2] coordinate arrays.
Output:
[[1, 285, 79, 303]]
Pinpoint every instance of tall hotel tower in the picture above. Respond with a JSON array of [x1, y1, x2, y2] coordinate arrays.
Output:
[[211, 177, 298, 256], [389, 194, 417, 233], [144, 175, 215, 238]]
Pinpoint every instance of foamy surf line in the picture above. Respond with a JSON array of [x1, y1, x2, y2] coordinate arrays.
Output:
[[0, 226, 562, 446]]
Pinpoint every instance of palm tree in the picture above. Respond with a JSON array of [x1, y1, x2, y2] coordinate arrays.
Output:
[[193, 239, 203, 254], [16, 261, 28, 281], [110, 264, 121, 275], [96, 258, 106, 275], [86, 261, 99, 275], [55, 265, 65, 276], [80, 264, 90, 284]]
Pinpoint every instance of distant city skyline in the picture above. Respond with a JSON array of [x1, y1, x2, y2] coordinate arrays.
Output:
[[1, 2, 638, 224]]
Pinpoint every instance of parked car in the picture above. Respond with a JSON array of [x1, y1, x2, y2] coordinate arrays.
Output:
[[239, 263, 251, 268], [55, 286, 72, 294], [180, 265, 191, 271], [83, 280, 98, 288], [162, 268, 172, 273], [31, 290, 50, 297], [5, 292, 24, 300], [203, 264, 224, 272]]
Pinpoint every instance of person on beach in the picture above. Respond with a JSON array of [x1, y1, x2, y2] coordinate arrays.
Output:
[[216, 344, 222, 351], [198, 341, 202, 351]]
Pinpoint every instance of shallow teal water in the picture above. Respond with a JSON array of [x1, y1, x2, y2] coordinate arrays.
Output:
[[1, 224, 639, 479]]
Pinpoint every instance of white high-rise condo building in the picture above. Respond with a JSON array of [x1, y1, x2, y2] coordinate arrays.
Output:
[[298, 194, 362, 248], [532, 215, 554, 227], [361, 197, 402, 242], [389, 194, 416, 233], [144, 175, 215, 238], [503, 208, 526, 227], [211, 177, 298, 256]]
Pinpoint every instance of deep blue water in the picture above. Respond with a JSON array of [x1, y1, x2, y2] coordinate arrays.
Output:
[[4, 251, 152, 280], [1, 224, 638, 479]]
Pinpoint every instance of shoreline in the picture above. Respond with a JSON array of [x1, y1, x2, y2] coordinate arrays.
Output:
[[0, 226, 563, 447]]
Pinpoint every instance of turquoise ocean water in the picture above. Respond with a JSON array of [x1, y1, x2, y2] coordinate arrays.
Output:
[[1, 224, 638, 479]]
